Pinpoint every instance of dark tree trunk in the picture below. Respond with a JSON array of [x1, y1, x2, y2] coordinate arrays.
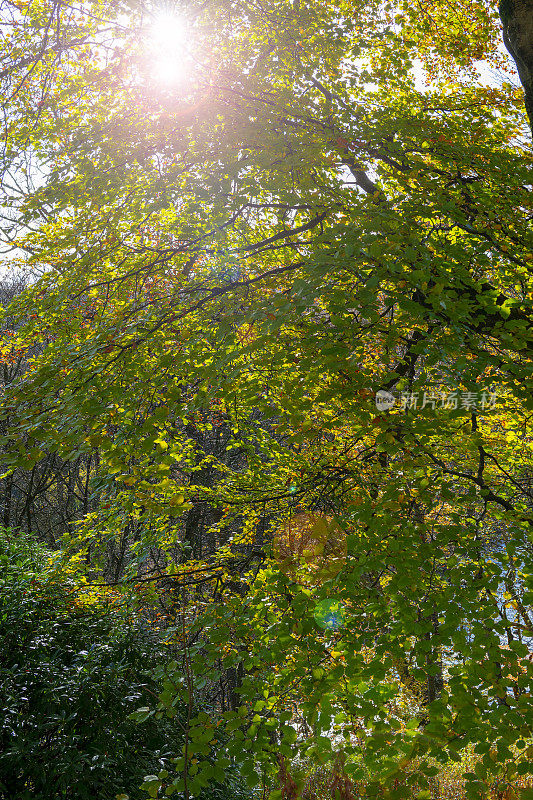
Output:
[[3, 472, 12, 529], [500, 0, 533, 133]]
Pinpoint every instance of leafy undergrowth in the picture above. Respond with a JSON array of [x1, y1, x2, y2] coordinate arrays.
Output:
[[283, 746, 533, 800], [0, 529, 247, 800]]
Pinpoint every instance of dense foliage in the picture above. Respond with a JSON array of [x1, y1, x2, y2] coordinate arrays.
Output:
[[0, 530, 246, 800], [1, 0, 533, 798]]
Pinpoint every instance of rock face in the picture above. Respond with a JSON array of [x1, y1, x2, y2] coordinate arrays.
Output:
[[500, 0, 533, 133]]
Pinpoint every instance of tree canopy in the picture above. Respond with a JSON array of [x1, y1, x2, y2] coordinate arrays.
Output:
[[1, 1, 533, 798]]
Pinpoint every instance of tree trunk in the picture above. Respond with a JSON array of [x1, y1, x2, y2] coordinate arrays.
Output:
[[500, 0, 533, 133]]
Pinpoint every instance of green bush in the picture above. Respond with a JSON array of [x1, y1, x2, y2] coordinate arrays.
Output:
[[0, 530, 246, 800]]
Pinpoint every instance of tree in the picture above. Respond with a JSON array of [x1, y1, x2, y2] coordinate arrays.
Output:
[[0, 0, 533, 797]]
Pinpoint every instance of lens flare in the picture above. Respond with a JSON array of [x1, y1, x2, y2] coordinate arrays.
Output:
[[313, 599, 346, 631]]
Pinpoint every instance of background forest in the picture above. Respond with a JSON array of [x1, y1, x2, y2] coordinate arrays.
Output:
[[1, 0, 533, 798]]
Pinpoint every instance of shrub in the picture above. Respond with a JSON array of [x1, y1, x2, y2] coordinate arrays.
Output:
[[0, 530, 246, 800]]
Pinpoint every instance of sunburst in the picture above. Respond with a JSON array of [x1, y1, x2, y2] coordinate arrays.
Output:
[[150, 8, 189, 86]]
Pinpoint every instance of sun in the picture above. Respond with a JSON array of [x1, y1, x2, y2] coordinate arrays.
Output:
[[149, 10, 189, 86]]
